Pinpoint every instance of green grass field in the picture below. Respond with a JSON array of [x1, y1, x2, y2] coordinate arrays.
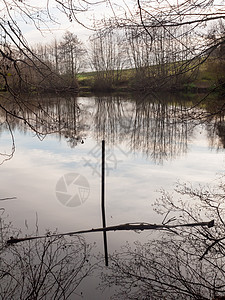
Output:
[[77, 58, 225, 93]]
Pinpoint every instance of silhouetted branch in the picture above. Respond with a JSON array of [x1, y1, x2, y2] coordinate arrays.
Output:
[[200, 235, 225, 260]]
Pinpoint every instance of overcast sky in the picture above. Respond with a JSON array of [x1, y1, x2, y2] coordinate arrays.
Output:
[[18, 0, 130, 45], [23, 20, 92, 45]]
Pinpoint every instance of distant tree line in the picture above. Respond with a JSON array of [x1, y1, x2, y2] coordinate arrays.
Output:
[[88, 25, 198, 91], [1, 0, 225, 94], [24, 25, 225, 93], [2, 25, 220, 94], [0, 31, 86, 93]]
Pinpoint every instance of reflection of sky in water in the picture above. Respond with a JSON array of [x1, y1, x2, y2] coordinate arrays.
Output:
[[1, 126, 224, 241], [0, 97, 224, 299]]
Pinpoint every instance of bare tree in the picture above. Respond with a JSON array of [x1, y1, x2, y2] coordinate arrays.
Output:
[[89, 28, 127, 90], [58, 31, 86, 84], [90, 1, 224, 96], [123, 23, 197, 90]]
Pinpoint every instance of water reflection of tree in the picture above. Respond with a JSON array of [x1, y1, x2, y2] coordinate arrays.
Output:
[[99, 175, 225, 299], [0, 94, 88, 163], [1, 93, 224, 164], [93, 96, 124, 145], [0, 216, 94, 299], [205, 99, 225, 149], [130, 97, 194, 163], [5, 95, 84, 139], [93, 95, 196, 163]]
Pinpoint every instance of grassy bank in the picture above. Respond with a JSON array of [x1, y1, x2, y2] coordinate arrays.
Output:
[[77, 58, 225, 94]]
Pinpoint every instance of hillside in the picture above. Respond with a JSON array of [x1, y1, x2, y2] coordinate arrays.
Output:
[[77, 58, 225, 94]]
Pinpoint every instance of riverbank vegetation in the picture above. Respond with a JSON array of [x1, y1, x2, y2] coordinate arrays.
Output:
[[1, 19, 225, 95], [77, 57, 225, 93]]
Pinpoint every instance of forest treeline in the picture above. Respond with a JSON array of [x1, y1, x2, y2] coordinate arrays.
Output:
[[1, 24, 225, 94]]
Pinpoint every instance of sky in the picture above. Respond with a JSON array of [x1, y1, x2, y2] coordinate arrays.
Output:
[[23, 20, 92, 44], [1, 0, 139, 46], [3, 0, 225, 46], [12, 0, 124, 45]]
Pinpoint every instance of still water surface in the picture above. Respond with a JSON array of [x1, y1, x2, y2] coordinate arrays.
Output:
[[0, 94, 224, 299]]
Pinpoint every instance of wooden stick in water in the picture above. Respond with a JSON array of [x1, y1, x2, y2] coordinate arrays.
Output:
[[101, 140, 108, 266]]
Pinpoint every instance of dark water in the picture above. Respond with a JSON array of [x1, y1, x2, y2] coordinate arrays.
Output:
[[0, 94, 224, 299]]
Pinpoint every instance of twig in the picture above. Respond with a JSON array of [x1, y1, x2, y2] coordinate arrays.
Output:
[[200, 234, 225, 260]]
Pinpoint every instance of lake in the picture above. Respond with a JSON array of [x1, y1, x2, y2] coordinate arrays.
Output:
[[0, 93, 224, 299]]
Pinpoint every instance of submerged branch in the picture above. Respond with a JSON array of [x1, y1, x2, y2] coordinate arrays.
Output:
[[6, 220, 214, 245]]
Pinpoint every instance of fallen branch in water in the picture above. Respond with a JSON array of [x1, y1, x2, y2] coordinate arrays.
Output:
[[6, 219, 214, 245], [0, 197, 17, 201]]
